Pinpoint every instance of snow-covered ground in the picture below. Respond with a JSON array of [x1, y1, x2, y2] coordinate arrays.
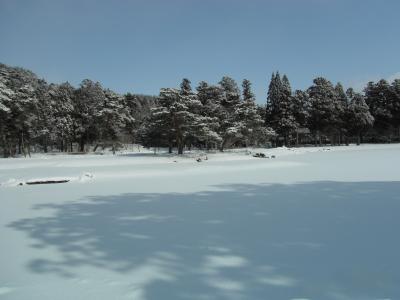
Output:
[[1, 144, 399, 300]]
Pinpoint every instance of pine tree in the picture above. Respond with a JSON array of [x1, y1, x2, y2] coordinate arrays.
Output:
[[195, 82, 223, 149], [73, 79, 105, 152], [218, 76, 243, 151], [347, 93, 374, 145], [364, 80, 392, 134], [242, 79, 254, 101], [307, 77, 337, 145], [0, 64, 41, 156], [49, 82, 75, 152], [33, 79, 53, 152], [334, 83, 349, 144], [0, 75, 13, 157], [235, 79, 266, 146], [292, 90, 310, 145], [180, 78, 192, 96], [219, 76, 241, 107], [143, 87, 203, 154], [266, 73, 298, 146], [265, 72, 280, 126], [391, 79, 400, 137]]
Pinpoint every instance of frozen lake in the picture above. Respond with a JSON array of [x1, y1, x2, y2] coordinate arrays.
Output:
[[1, 144, 399, 300]]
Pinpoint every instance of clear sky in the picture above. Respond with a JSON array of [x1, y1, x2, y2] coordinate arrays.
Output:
[[1, 0, 399, 103]]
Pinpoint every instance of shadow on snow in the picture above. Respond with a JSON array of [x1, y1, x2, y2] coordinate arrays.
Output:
[[8, 181, 400, 300]]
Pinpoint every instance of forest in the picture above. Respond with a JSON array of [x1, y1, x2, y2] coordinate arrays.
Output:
[[1, 62, 399, 157]]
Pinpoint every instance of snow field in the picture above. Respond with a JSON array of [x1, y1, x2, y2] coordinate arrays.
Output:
[[1, 144, 400, 300]]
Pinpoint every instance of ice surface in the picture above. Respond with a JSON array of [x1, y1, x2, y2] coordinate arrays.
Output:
[[0, 144, 400, 299]]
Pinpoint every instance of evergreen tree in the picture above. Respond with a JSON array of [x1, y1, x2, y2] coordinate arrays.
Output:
[[73, 79, 105, 152], [195, 82, 223, 149], [0, 75, 13, 157], [0, 64, 41, 156], [218, 76, 243, 151], [265, 72, 280, 126], [219, 76, 241, 107], [334, 83, 349, 144], [33, 79, 52, 152], [236, 79, 269, 146], [124, 92, 157, 144], [49, 82, 75, 151], [242, 79, 254, 101], [347, 93, 374, 145], [307, 77, 337, 145], [390, 79, 400, 137], [292, 89, 310, 145], [266, 73, 298, 146], [96, 89, 134, 153], [144, 87, 203, 154], [180, 78, 192, 96], [364, 80, 392, 134]]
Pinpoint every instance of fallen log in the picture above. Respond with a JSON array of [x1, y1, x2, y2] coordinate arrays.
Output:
[[25, 179, 70, 185]]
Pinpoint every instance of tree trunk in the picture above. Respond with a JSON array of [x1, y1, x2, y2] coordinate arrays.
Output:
[[27, 142, 31, 157], [18, 132, 22, 154], [21, 132, 26, 157], [318, 131, 321, 146], [43, 135, 48, 153], [2, 135, 8, 158], [178, 144, 184, 155], [79, 138, 85, 152]]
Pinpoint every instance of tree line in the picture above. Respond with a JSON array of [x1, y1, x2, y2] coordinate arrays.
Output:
[[1, 62, 399, 157]]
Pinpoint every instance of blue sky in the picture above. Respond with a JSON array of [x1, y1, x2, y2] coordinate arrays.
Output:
[[1, 0, 399, 102]]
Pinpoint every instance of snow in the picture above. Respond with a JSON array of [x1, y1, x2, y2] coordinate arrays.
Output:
[[1, 144, 400, 300]]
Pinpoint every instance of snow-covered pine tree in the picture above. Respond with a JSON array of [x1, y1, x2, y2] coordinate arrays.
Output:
[[73, 79, 105, 152], [124, 93, 157, 145], [219, 76, 241, 107], [33, 79, 53, 153], [347, 92, 374, 145], [143, 85, 203, 154], [235, 79, 266, 146], [96, 89, 134, 153], [138, 104, 172, 151], [265, 72, 279, 127], [0, 64, 41, 156], [178, 78, 203, 151], [266, 73, 298, 146], [391, 79, 400, 137], [218, 76, 243, 151], [334, 82, 349, 145], [364, 80, 393, 135], [0, 75, 13, 157], [292, 89, 310, 145], [180, 78, 192, 96], [195, 81, 223, 149], [307, 77, 337, 145], [48, 82, 75, 152]]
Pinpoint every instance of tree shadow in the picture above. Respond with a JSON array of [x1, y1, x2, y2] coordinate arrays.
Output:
[[8, 181, 400, 300]]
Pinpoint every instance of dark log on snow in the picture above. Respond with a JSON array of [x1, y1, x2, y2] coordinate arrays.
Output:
[[25, 179, 70, 185]]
